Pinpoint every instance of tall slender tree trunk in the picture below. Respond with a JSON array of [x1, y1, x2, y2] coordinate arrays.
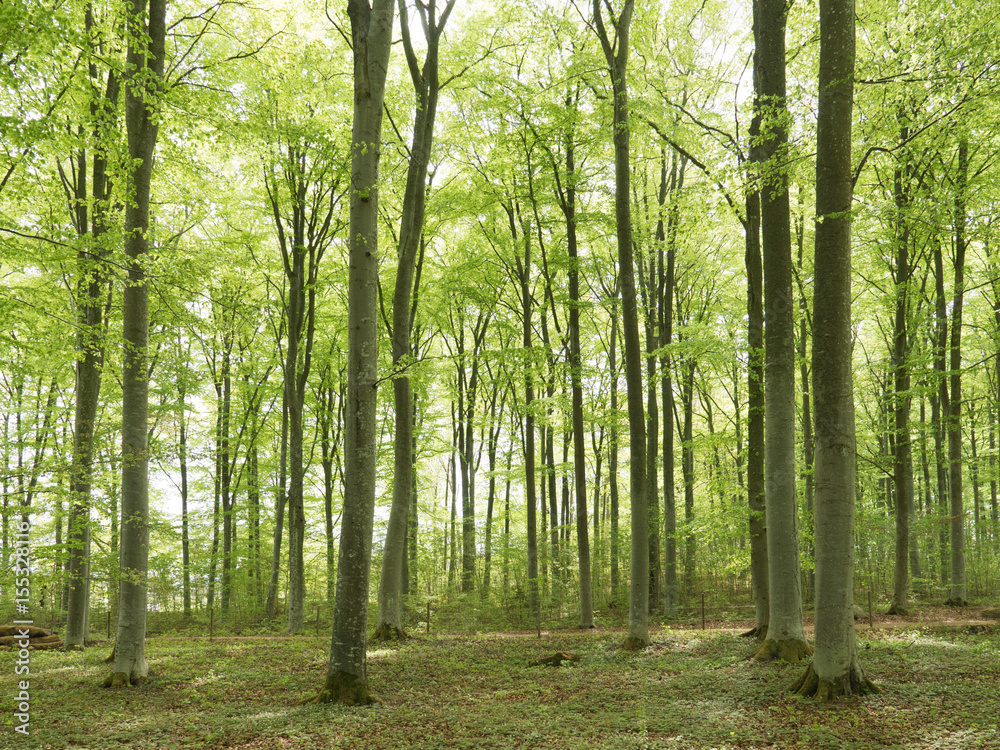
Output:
[[792, 0, 875, 698], [179, 377, 192, 617], [311, 0, 394, 705], [743, 100, 768, 639], [105, 0, 165, 689], [608, 290, 622, 601], [945, 137, 969, 607], [594, 0, 648, 649], [266, 399, 288, 618], [563, 127, 593, 628], [888, 127, 913, 616], [515, 210, 540, 621], [753, 0, 810, 663], [65, 4, 118, 649], [375, 0, 453, 639]]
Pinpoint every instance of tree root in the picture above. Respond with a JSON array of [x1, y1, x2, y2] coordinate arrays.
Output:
[[622, 634, 651, 650], [752, 638, 813, 663], [944, 596, 968, 607], [101, 671, 148, 688], [885, 602, 907, 616], [371, 623, 408, 642], [739, 625, 768, 641], [791, 662, 879, 700], [298, 671, 381, 706]]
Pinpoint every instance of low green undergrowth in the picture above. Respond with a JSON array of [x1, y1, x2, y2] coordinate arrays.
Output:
[[2, 622, 998, 749]]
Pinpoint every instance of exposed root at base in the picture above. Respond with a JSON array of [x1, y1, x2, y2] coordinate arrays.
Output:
[[791, 662, 879, 700], [371, 624, 408, 642], [298, 671, 381, 706], [752, 638, 813, 663], [739, 625, 767, 641], [622, 636, 650, 651], [885, 603, 908, 616], [944, 597, 968, 607], [101, 671, 148, 688]]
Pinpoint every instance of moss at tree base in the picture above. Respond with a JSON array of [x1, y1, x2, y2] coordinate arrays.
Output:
[[101, 671, 148, 688], [299, 671, 381, 706], [371, 623, 408, 642], [622, 636, 650, 651], [791, 662, 879, 700], [752, 638, 813, 663]]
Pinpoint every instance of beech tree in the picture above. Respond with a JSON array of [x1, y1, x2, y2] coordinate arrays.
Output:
[[593, 0, 649, 649], [103, 0, 166, 688], [792, 0, 877, 700], [304, 0, 394, 706], [375, 0, 456, 641], [64, 1, 119, 651], [752, 0, 811, 663]]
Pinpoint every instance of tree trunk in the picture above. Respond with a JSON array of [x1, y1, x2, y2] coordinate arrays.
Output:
[[609, 290, 621, 601], [265, 398, 288, 618], [945, 137, 968, 607], [375, 0, 452, 640], [594, 0, 648, 649], [310, 0, 393, 706], [65, 6, 118, 649], [179, 375, 192, 617], [105, 0, 164, 689], [744, 128, 768, 639], [792, 0, 875, 699], [563, 125, 593, 627], [753, 0, 810, 664], [888, 127, 913, 616]]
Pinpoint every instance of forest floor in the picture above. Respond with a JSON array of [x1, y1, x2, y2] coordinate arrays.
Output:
[[3, 605, 999, 749]]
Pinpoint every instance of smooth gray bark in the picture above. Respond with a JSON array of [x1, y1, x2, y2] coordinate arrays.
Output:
[[792, 0, 875, 698], [314, 0, 394, 705], [106, 0, 165, 688], [945, 138, 968, 607], [753, 0, 810, 663], [594, 0, 648, 649], [377, 0, 455, 637], [65, 5, 118, 648]]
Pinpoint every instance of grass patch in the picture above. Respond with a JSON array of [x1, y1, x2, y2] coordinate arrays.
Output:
[[2, 623, 999, 749]]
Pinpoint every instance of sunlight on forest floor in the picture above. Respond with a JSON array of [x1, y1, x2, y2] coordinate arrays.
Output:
[[2, 609, 999, 749]]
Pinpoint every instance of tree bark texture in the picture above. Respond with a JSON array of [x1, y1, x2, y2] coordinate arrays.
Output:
[[794, 0, 876, 699], [317, 0, 394, 706], [376, 0, 453, 639], [753, 0, 810, 663], [106, 0, 165, 688], [594, 0, 648, 649]]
